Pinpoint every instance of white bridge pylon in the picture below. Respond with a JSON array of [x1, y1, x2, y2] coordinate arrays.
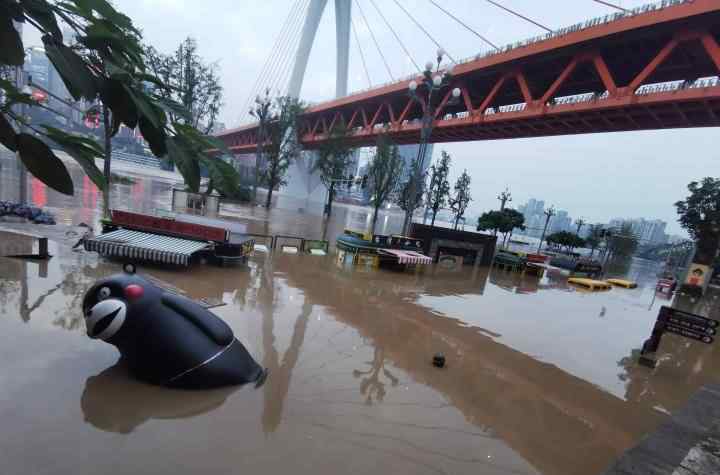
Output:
[[285, 0, 351, 204], [288, 0, 352, 99]]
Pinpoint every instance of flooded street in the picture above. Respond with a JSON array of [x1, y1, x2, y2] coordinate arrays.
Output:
[[1, 156, 719, 475]]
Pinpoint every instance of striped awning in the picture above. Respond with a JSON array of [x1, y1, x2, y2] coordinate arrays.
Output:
[[84, 229, 211, 266], [379, 249, 432, 265]]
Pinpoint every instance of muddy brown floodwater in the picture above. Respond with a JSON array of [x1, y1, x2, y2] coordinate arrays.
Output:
[[1, 156, 719, 475]]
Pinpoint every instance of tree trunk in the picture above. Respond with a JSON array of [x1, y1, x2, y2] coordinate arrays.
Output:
[[253, 127, 262, 202], [265, 184, 273, 208], [253, 154, 260, 202], [693, 233, 720, 265], [370, 205, 380, 235], [102, 105, 112, 219], [327, 183, 334, 218]]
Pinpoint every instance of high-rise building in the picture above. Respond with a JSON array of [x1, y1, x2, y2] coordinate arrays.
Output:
[[24, 47, 50, 89], [609, 217, 668, 245], [517, 198, 549, 237], [551, 210, 572, 234]]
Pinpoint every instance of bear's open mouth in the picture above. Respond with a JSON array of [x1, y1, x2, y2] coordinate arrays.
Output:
[[86, 300, 126, 340], [88, 307, 121, 338]]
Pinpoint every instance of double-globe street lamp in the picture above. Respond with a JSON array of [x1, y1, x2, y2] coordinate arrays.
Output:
[[405, 49, 461, 232]]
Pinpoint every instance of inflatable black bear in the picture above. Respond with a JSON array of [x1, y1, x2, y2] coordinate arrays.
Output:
[[82, 265, 266, 389]]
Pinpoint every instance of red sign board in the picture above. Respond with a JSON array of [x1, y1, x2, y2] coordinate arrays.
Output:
[[111, 210, 228, 243]]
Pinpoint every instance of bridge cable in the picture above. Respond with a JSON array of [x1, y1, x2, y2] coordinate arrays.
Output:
[[351, 16, 373, 88], [270, 0, 311, 97], [245, 0, 307, 120], [261, 0, 309, 100], [367, 0, 422, 74], [238, 0, 306, 123], [427, 0, 499, 51], [591, 0, 629, 12], [390, 0, 456, 63], [238, 0, 304, 122], [484, 0, 552, 33], [354, 0, 396, 81]]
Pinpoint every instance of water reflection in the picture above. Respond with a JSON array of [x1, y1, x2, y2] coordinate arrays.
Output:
[[1, 151, 174, 226], [489, 268, 540, 294], [4, 158, 720, 474], [617, 287, 720, 413], [352, 347, 399, 405], [0, 254, 105, 325], [282, 260, 669, 475], [81, 361, 237, 433]]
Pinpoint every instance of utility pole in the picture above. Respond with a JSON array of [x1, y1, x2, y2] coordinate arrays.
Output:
[[538, 205, 556, 253], [497, 187, 512, 211]]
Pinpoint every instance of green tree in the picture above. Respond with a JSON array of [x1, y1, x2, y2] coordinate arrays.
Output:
[[144, 38, 223, 134], [477, 209, 525, 247], [70, 18, 148, 217], [262, 96, 304, 208], [675, 177, 720, 265], [546, 231, 586, 254], [606, 223, 639, 259], [449, 169, 472, 230], [0, 1, 238, 205], [396, 156, 426, 236], [367, 135, 403, 234], [585, 224, 604, 258], [425, 150, 451, 227], [313, 123, 354, 219], [248, 88, 272, 201], [395, 156, 426, 236]]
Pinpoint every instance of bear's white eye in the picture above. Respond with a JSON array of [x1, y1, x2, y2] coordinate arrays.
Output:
[[97, 287, 112, 300]]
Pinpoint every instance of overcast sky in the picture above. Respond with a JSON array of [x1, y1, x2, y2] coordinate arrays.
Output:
[[25, 0, 718, 234]]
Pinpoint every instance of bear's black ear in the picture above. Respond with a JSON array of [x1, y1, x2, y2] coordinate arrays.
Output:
[[123, 263, 136, 274]]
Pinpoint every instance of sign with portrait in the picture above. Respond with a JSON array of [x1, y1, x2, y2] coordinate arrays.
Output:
[[685, 263, 710, 288]]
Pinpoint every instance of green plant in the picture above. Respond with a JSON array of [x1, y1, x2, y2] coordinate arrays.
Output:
[[449, 169, 472, 230], [477, 208, 525, 247], [606, 223, 639, 259], [145, 37, 223, 134], [675, 177, 720, 264], [367, 134, 403, 234], [313, 123, 354, 218], [585, 224, 604, 257], [425, 150, 451, 227], [260, 95, 304, 208], [545, 231, 586, 254], [395, 156, 426, 235], [0, 1, 239, 202]]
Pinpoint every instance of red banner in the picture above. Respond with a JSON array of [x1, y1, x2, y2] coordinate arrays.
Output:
[[111, 210, 228, 243]]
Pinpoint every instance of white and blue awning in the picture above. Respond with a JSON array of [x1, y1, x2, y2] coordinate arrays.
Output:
[[84, 229, 211, 266]]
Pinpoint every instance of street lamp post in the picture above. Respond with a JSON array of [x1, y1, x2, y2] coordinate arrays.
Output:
[[405, 49, 461, 233]]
